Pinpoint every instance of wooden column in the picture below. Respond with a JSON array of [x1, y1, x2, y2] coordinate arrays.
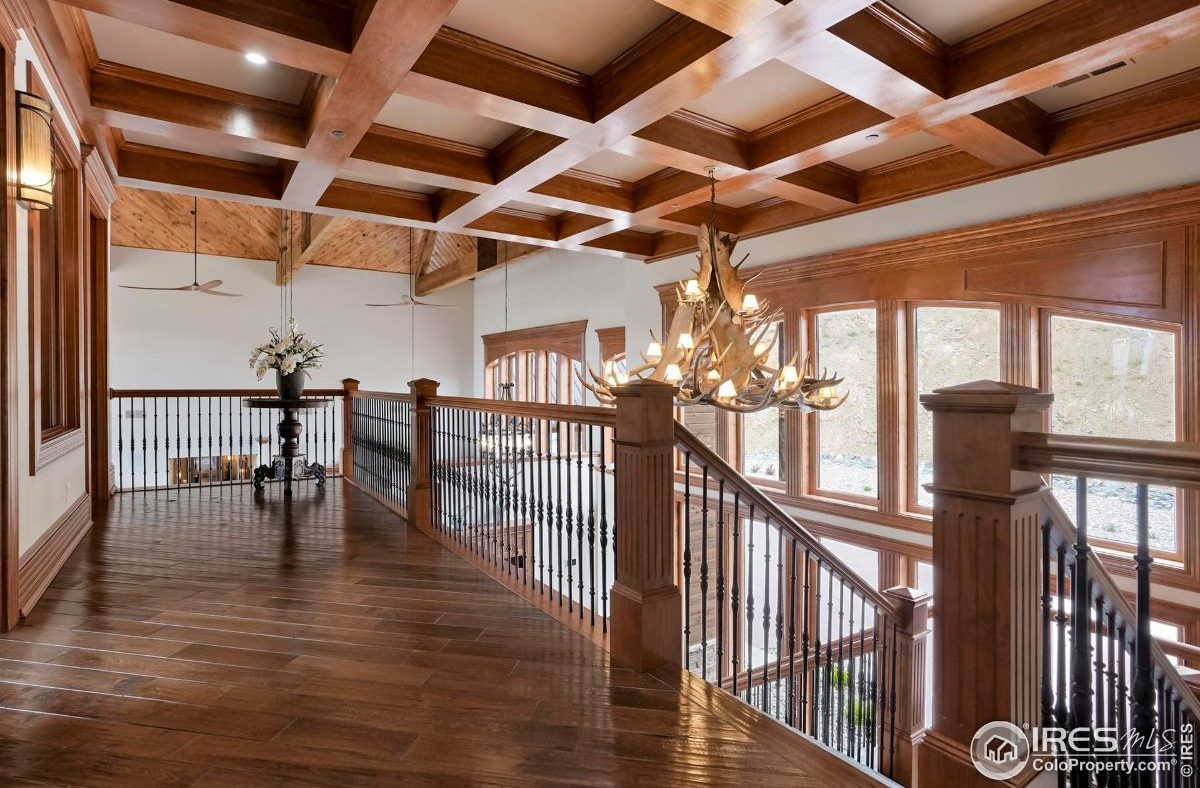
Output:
[[883, 586, 931, 787], [407, 378, 439, 530], [918, 380, 1055, 787], [877, 300, 906, 514], [340, 378, 359, 482], [1000, 302, 1037, 388], [610, 379, 682, 673]]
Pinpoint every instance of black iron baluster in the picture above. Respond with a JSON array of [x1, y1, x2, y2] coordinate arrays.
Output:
[[587, 423, 596, 624], [846, 585, 855, 755], [116, 397, 125, 493], [599, 424, 608, 629], [1071, 475, 1094, 784], [775, 526, 784, 722], [140, 396, 148, 497], [745, 503, 756, 706], [563, 420, 574, 609], [812, 557, 823, 738], [787, 537, 797, 728], [731, 493, 741, 695], [836, 576, 846, 751], [824, 561, 835, 744], [1132, 483, 1156, 780], [1055, 543, 1070, 731], [888, 618, 898, 779], [555, 420, 564, 607], [717, 473, 726, 688], [1106, 608, 1119, 787], [152, 396, 160, 493], [1095, 595, 1107, 779], [575, 421, 584, 618], [701, 471, 712, 678], [801, 546, 811, 735], [683, 457, 693, 662], [857, 593, 868, 763], [762, 517, 772, 714]]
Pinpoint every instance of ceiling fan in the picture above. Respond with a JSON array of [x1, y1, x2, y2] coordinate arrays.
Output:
[[365, 293, 456, 309], [120, 196, 243, 297], [365, 229, 457, 309]]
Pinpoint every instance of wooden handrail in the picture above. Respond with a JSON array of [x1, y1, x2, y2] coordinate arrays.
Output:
[[110, 387, 345, 398], [1156, 636, 1200, 666], [674, 419, 901, 617], [428, 395, 616, 426], [1041, 492, 1200, 718], [1017, 432, 1200, 488], [351, 389, 414, 402]]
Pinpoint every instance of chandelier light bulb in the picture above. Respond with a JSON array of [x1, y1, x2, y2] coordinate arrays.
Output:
[[682, 279, 703, 301], [815, 385, 839, 404], [782, 365, 799, 384], [741, 294, 760, 313], [706, 368, 721, 381], [716, 380, 737, 400], [646, 341, 663, 362], [678, 332, 694, 350], [664, 364, 683, 384]]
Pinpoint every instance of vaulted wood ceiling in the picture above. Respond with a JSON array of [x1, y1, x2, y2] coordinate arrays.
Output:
[[34, 0, 1200, 265]]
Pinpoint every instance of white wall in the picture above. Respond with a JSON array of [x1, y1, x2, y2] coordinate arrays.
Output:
[[472, 129, 1200, 398], [15, 34, 88, 555], [110, 247, 475, 395]]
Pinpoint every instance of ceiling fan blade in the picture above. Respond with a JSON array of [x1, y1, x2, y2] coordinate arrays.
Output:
[[365, 303, 409, 307], [196, 279, 223, 289], [120, 284, 195, 292], [411, 300, 459, 309], [202, 289, 243, 297]]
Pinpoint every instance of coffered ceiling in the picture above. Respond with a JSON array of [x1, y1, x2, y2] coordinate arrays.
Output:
[[29, 0, 1200, 281]]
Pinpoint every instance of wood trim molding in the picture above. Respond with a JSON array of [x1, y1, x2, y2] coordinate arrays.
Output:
[[1, 42, 20, 629], [595, 325, 625, 363], [482, 319, 587, 366], [18, 492, 91, 617]]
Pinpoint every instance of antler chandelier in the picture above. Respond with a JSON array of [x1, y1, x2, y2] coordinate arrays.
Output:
[[584, 168, 847, 414]]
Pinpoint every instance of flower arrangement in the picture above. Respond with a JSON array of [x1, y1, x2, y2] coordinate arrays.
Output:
[[248, 319, 325, 380]]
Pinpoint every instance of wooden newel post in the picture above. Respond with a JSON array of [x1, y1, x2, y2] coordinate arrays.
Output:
[[407, 378, 439, 530], [882, 586, 931, 787], [610, 380, 683, 673], [341, 378, 359, 481], [918, 381, 1055, 787]]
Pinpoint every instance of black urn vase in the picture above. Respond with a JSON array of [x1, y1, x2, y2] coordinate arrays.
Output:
[[276, 369, 306, 400]]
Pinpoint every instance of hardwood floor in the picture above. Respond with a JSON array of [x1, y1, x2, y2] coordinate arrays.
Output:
[[0, 482, 885, 787]]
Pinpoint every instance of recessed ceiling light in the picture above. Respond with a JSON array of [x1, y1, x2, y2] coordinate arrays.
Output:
[[865, 133, 880, 141], [244, 52, 268, 66], [330, 129, 347, 139]]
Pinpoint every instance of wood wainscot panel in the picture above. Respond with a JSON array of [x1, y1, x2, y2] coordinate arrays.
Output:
[[18, 492, 91, 617]]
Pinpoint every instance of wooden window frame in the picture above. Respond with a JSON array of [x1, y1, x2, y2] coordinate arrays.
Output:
[[482, 320, 587, 405], [26, 67, 83, 473], [1038, 306, 1185, 562], [595, 326, 624, 367], [737, 318, 787, 490], [805, 303, 880, 507], [904, 300, 1002, 515]]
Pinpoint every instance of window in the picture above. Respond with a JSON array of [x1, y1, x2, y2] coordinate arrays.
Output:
[[911, 306, 1000, 508], [27, 72, 82, 470], [741, 322, 784, 482], [813, 308, 877, 499], [481, 320, 587, 404], [819, 537, 880, 589], [1046, 314, 1177, 552]]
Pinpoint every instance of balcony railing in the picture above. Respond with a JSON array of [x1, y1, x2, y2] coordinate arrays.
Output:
[[108, 388, 345, 495]]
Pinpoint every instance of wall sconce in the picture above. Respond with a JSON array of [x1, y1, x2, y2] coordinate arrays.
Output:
[[16, 90, 54, 210]]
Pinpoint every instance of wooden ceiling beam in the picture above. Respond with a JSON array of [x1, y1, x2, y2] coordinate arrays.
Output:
[[55, 0, 352, 75], [403, 29, 593, 137], [280, 0, 458, 207], [117, 143, 282, 203], [642, 64, 1200, 260], [297, 213, 342, 265], [433, 0, 874, 231], [350, 124, 493, 190], [90, 62, 307, 158]]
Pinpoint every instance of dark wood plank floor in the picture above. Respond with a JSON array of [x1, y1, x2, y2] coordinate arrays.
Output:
[[0, 482, 885, 787]]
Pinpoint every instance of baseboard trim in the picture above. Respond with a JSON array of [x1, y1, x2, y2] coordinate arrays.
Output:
[[19, 492, 92, 617]]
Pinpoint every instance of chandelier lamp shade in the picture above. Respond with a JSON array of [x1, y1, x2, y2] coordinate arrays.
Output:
[[15, 90, 54, 210], [582, 168, 847, 414]]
